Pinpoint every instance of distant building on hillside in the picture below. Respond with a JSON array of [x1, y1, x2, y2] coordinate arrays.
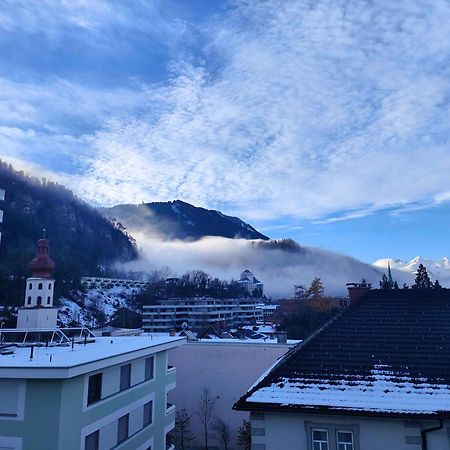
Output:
[[142, 297, 264, 332], [235, 286, 450, 450], [81, 276, 152, 290], [238, 269, 264, 296]]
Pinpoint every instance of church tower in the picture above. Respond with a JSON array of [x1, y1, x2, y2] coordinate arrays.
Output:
[[16, 234, 58, 329]]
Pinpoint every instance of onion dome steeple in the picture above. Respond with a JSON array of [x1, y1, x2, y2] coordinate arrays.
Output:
[[28, 230, 55, 278]]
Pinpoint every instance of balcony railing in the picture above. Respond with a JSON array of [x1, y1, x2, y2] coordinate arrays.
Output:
[[166, 403, 176, 415]]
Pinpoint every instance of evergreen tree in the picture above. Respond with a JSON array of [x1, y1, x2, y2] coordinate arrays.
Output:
[[393, 281, 399, 289], [174, 408, 194, 450], [237, 420, 251, 450], [434, 279, 442, 289], [412, 264, 433, 289], [402, 283, 409, 289], [379, 274, 391, 289]]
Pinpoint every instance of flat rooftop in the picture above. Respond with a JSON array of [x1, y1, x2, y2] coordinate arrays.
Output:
[[0, 335, 185, 379]]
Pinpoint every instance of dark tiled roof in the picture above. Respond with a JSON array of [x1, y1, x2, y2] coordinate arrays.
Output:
[[234, 289, 450, 418]]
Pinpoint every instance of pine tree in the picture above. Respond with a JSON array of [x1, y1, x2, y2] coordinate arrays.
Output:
[[434, 279, 442, 289], [393, 281, 399, 289], [379, 274, 390, 289], [412, 264, 433, 290]]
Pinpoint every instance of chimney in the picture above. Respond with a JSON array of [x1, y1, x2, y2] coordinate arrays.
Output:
[[347, 283, 371, 304]]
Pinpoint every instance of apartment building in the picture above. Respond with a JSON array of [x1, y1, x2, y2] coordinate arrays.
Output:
[[0, 332, 184, 450], [142, 297, 264, 332]]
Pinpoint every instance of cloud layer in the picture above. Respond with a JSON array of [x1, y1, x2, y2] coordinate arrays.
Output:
[[1, 0, 450, 224]]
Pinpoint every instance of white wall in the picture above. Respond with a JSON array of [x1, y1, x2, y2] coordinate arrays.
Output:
[[168, 341, 293, 449], [252, 412, 450, 450]]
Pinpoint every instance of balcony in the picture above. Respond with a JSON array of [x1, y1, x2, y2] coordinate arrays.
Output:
[[166, 402, 176, 415]]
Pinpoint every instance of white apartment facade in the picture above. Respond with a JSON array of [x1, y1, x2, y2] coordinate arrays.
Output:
[[142, 297, 264, 332]]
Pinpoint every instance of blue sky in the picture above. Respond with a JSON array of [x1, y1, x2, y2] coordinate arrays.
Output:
[[1, 0, 450, 264]]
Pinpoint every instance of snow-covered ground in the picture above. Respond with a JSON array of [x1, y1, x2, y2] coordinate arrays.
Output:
[[58, 285, 142, 328]]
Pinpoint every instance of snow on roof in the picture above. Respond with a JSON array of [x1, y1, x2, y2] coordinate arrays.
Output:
[[235, 289, 450, 417], [0, 335, 184, 378], [246, 364, 450, 415]]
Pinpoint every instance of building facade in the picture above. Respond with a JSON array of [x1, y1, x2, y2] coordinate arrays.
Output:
[[168, 338, 297, 449], [142, 297, 264, 332], [0, 335, 184, 450]]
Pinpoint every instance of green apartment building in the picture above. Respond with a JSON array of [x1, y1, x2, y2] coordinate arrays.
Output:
[[0, 333, 184, 450]]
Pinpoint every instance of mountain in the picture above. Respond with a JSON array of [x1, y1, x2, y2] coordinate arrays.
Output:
[[101, 200, 269, 241], [374, 257, 450, 286], [0, 161, 138, 279]]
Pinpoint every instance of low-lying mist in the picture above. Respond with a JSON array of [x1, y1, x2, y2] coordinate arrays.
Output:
[[119, 233, 409, 297]]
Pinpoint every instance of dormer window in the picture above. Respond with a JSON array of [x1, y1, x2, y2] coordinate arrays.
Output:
[[38, 283, 43, 290]]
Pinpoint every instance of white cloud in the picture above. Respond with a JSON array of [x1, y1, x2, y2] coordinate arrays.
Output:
[[3, 0, 450, 223]]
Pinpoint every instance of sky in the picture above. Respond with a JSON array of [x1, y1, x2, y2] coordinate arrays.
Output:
[[1, 0, 450, 264]]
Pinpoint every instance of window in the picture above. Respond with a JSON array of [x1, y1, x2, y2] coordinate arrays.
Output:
[[38, 283, 43, 290], [84, 430, 99, 450], [48, 283, 52, 289], [143, 400, 153, 426], [306, 423, 359, 450], [37, 296, 42, 305], [27, 296, 31, 305], [312, 429, 329, 450], [120, 364, 131, 391], [145, 356, 154, 380], [87, 373, 102, 405], [28, 283, 32, 290], [47, 297, 51, 304], [337, 431, 354, 450], [117, 413, 129, 444]]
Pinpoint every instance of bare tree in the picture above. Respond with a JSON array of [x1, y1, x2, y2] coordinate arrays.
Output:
[[212, 417, 232, 450], [196, 387, 216, 450], [174, 408, 195, 450]]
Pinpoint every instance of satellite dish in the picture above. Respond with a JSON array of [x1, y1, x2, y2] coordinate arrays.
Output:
[[182, 322, 188, 330]]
